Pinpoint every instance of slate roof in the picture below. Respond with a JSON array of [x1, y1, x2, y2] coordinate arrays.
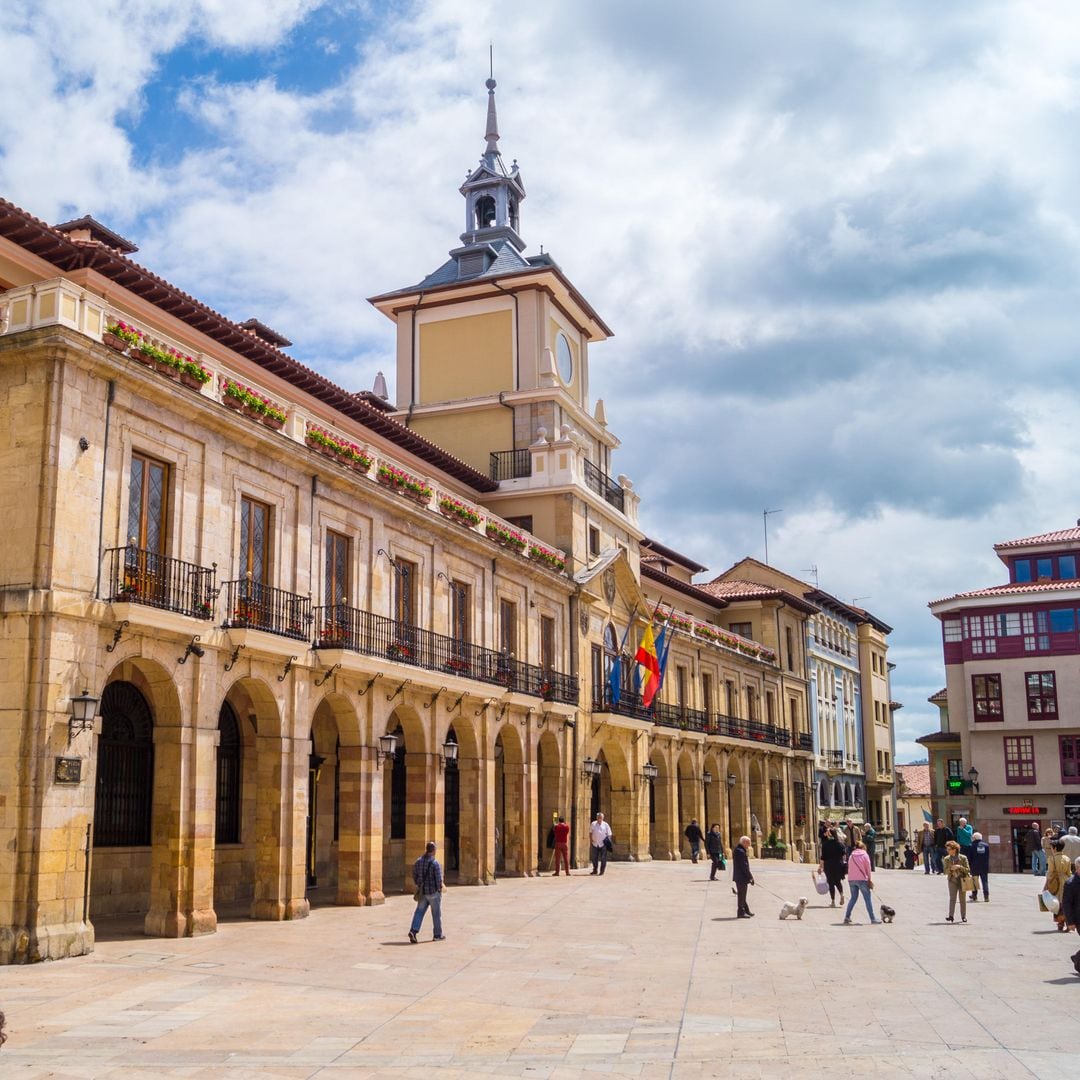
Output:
[[896, 764, 931, 797], [994, 526, 1080, 550]]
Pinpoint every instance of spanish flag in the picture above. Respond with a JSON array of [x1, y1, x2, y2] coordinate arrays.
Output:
[[635, 624, 661, 707]]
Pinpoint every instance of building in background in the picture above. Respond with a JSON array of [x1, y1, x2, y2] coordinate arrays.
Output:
[[928, 526, 1080, 873], [895, 762, 932, 842]]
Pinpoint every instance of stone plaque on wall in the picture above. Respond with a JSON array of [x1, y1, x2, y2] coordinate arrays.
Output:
[[54, 757, 82, 784]]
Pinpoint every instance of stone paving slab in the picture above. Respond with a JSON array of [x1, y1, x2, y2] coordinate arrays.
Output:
[[1, 860, 1077, 1077]]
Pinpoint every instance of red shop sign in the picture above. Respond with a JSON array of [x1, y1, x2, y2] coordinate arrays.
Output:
[[1002, 806, 1047, 815]]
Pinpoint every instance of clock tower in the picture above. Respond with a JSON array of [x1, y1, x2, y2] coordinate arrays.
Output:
[[368, 77, 640, 569]]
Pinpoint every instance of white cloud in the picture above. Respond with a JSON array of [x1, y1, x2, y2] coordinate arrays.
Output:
[[5, 0, 1080, 759]]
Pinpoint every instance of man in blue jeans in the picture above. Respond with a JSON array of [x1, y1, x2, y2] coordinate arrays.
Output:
[[408, 841, 445, 943]]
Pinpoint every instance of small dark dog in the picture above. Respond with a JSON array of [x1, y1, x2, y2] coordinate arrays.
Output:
[[880, 904, 896, 923]]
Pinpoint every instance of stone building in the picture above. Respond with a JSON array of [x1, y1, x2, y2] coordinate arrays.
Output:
[[0, 79, 815, 965]]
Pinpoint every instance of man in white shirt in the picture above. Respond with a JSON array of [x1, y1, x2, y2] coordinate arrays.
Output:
[[589, 812, 613, 875], [1061, 825, 1080, 863]]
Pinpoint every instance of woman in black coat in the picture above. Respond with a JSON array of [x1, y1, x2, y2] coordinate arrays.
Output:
[[818, 827, 847, 906]]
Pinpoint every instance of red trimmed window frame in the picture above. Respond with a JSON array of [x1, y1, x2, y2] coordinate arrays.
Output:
[[1061, 735, 1080, 785], [1003, 735, 1036, 785], [1025, 671, 1058, 721], [972, 673, 1003, 721]]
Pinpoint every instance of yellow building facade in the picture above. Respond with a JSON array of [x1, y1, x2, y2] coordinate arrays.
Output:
[[0, 80, 814, 965]]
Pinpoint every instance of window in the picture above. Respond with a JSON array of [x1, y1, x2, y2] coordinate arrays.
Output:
[[972, 674, 1002, 720], [1025, 671, 1057, 719], [389, 730, 406, 838], [766, 691, 775, 725], [789, 696, 800, 730], [947, 758, 963, 779], [701, 673, 713, 717], [1004, 735, 1035, 785], [793, 781, 807, 825], [1060, 555, 1077, 579], [729, 622, 752, 638], [215, 701, 241, 844], [591, 644, 604, 708], [1049, 609, 1075, 633], [394, 558, 417, 627], [1061, 736, 1080, 784], [451, 581, 471, 644], [239, 496, 270, 585], [1014, 559, 1032, 582], [996, 612, 1021, 637], [966, 614, 997, 654], [504, 515, 533, 534], [726, 680, 737, 716], [1036, 558, 1053, 580], [93, 681, 154, 847], [588, 526, 600, 556], [1023, 610, 1049, 652], [500, 598, 518, 656], [324, 530, 349, 607], [785, 626, 795, 672], [540, 614, 556, 671], [676, 665, 688, 712], [745, 687, 757, 722], [128, 453, 168, 552], [943, 619, 962, 642]]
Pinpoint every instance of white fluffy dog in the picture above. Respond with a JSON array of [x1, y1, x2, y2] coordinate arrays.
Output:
[[778, 897, 808, 920]]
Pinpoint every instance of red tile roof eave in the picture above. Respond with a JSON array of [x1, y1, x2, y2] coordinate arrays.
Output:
[[994, 526, 1080, 550], [0, 197, 496, 493], [928, 580, 1080, 608], [698, 580, 820, 616]]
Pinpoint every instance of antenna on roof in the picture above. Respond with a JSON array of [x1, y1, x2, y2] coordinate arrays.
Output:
[[762, 508, 782, 565], [852, 595, 871, 605], [802, 565, 819, 587]]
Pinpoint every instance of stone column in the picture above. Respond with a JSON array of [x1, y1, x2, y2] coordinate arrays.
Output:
[[403, 750, 439, 894], [251, 735, 309, 921], [335, 743, 384, 905]]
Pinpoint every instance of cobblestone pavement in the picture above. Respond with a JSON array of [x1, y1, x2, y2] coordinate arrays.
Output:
[[0, 859, 1076, 1078]]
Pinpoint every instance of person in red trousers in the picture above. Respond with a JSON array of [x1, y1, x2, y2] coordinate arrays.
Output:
[[553, 815, 571, 875]]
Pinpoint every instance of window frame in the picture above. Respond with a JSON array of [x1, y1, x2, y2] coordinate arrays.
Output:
[[1024, 670, 1058, 721], [1003, 735, 1036, 785], [971, 673, 1003, 721], [239, 495, 271, 586], [1060, 735, 1080, 785], [324, 529, 350, 607], [128, 452, 169, 553]]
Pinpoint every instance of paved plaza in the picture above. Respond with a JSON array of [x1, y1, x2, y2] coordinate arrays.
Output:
[[0, 858, 1076, 1078]]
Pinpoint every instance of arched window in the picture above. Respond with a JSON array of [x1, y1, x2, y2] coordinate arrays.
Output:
[[215, 701, 241, 844], [819, 780, 828, 806], [833, 781, 842, 806], [853, 783, 861, 807], [94, 681, 154, 847]]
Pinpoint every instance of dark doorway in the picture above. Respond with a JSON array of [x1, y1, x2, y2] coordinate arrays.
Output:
[[1012, 821, 1039, 873], [94, 681, 154, 847], [444, 730, 460, 875]]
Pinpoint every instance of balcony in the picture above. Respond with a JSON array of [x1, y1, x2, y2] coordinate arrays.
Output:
[[105, 545, 216, 620], [827, 750, 845, 770], [798, 732, 814, 752], [312, 604, 578, 705], [222, 580, 311, 642], [583, 460, 625, 512], [489, 449, 531, 481]]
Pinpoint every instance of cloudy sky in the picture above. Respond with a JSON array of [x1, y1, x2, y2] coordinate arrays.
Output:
[[5, 0, 1080, 760]]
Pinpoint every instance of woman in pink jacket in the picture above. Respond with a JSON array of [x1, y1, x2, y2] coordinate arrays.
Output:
[[843, 840, 879, 925]]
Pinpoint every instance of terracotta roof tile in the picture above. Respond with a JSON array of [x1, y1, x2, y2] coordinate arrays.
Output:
[[896, 764, 931, 797], [929, 580, 1080, 606], [994, 526, 1080, 550], [699, 579, 820, 615]]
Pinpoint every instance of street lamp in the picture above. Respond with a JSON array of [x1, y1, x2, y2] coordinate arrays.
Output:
[[68, 689, 99, 741], [440, 737, 459, 770], [702, 771, 713, 785], [726, 772, 737, 847], [377, 731, 398, 764], [967, 766, 980, 793], [642, 762, 659, 782], [582, 757, 602, 780]]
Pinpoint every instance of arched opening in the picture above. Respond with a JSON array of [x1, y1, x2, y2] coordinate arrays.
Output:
[[592, 742, 633, 858], [444, 726, 460, 879], [308, 701, 342, 900], [819, 779, 829, 809], [474, 194, 496, 230], [381, 707, 429, 893], [215, 701, 241, 846], [648, 747, 672, 860], [536, 730, 561, 873], [213, 694, 258, 914], [833, 781, 843, 807], [509, 194, 519, 231], [703, 753, 722, 835], [91, 680, 155, 920], [494, 723, 526, 875], [748, 758, 766, 847], [727, 761, 745, 850]]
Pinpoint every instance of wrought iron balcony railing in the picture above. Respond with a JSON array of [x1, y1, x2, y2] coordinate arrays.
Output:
[[798, 732, 814, 752], [827, 749, 845, 768], [312, 603, 578, 705], [489, 449, 532, 481], [105, 545, 217, 619], [222, 579, 311, 641], [583, 459, 625, 512]]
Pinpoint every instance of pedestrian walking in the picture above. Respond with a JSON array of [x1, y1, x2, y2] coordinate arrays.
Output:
[[733, 835, 755, 918], [843, 840, 878, 924], [942, 839, 971, 923], [684, 819, 704, 863], [903, 843, 916, 870], [863, 821, 877, 869], [955, 817, 974, 860], [408, 840, 445, 943], [1045, 839, 1072, 931], [1025, 823, 1045, 875], [933, 819, 954, 875], [589, 812, 612, 875], [818, 827, 847, 907], [552, 815, 570, 876], [968, 832, 990, 902], [1060, 825, 1080, 863], [1061, 856, 1080, 975], [705, 823, 726, 880], [916, 821, 935, 874]]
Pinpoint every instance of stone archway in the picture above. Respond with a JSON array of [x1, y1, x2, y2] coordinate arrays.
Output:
[[648, 745, 674, 860], [703, 752, 723, 834], [727, 757, 747, 851], [381, 705, 429, 894], [211, 698, 256, 914], [443, 713, 484, 884], [593, 741, 633, 858], [536, 729, 562, 874], [307, 692, 356, 902], [676, 749, 697, 858], [494, 722, 526, 876]]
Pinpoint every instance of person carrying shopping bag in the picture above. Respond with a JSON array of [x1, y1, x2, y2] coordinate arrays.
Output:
[[942, 840, 972, 923]]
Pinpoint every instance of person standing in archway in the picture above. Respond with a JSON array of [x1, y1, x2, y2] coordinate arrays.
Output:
[[553, 816, 571, 876], [589, 812, 612, 875], [684, 819, 704, 864]]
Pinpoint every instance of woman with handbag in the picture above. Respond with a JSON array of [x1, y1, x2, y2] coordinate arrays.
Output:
[[1044, 839, 1072, 931], [819, 827, 847, 907], [842, 840, 879, 924], [942, 840, 971, 923]]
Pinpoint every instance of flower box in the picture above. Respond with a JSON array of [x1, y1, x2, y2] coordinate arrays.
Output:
[[528, 543, 566, 572], [261, 414, 285, 431], [130, 347, 155, 367], [103, 331, 128, 352], [386, 642, 412, 661], [438, 496, 482, 527], [179, 371, 205, 391], [485, 522, 527, 552], [376, 464, 433, 501], [224, 394, 244, 411]]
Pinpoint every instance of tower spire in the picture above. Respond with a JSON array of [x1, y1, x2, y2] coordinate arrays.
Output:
[[483, 67, 500, 161]]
